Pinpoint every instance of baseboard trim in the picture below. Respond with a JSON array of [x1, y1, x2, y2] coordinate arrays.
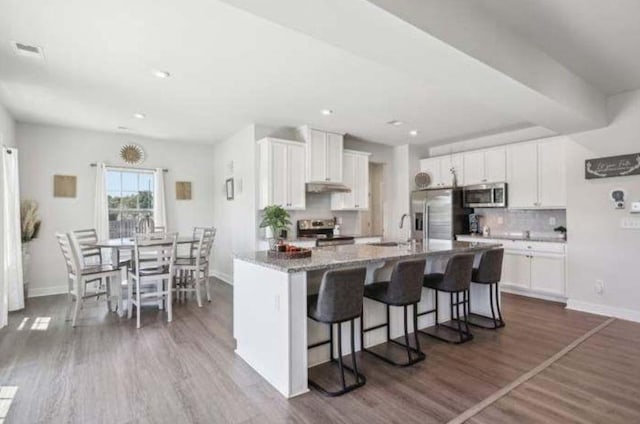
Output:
[[211, 269, 233, 285], [501, 285, 567, 304], [28, 285, 68, 298], [566, 299, 640, 323]]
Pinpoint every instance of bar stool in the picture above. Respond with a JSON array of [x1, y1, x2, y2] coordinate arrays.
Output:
[[361, 259, 427, 367], [468, 248, 505, 329], [419, 253, 475, 344], [307, 267, 367, 396]]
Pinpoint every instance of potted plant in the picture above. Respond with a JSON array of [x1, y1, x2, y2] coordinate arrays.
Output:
[[260, 205, 291, 250], [21, 199, 42, 300]]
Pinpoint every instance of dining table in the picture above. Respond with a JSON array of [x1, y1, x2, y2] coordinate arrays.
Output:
[[82, 236, 199, 317]]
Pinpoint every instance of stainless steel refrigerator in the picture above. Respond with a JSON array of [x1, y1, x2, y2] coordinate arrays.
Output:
[[410, 188, 470, 243]]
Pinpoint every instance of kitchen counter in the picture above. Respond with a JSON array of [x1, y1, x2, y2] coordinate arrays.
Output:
[[258, 234, 383, 243], [457, 233, 567, 244], [236, 240, 498, 273], [233, 240, 500, 398]]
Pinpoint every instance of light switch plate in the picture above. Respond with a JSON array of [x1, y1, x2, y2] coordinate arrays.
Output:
[[631, 202, 640, 213], [621, 217, 640, 229]]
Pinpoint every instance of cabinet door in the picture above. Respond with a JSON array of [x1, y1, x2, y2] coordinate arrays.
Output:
[[271, 142, 288, 208], [463, 150, 485, 185], [530, 254, 565, 296], [440, 154, 463, 187], [287, 144, 306, 210], [419, 158, 442, 187], [355, 155, 369, 209], [325, 132, 343, 182], [307, 129, 327, 182], [507, 143, 538, 208], [502, 252, 531, 289], [538, 139, 566, 208], [484, 147, 506, 183]]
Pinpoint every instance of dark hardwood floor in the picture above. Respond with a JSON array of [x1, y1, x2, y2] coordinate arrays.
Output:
[[1, 281, 637, 423]]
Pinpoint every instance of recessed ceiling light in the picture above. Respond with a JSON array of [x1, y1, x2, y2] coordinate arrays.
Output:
[[321, 109, 333, 116], [11, 41, 44, 60], [387, 119, 404, 126], [117, 126, 130, 131], [409, 130, 419, 137], [152, 69, 170, 79], [133, 113, 146, 119]]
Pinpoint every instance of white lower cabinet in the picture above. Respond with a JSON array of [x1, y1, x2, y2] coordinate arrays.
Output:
[[530, 254, 565, 296], [456, 236, 566, 300], [502, 252, 531, 290]]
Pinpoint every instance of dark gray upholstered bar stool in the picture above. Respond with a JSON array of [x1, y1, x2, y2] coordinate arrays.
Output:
[[468, 248, 505, 329], [361, 259, 427, 367], [419, 253, 475, 344], [307, 267, 367, 396]]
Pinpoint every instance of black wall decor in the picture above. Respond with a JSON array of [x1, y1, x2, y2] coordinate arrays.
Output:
[[585, 153, 640, 179]]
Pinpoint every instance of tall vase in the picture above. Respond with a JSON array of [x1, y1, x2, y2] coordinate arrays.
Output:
[[22, 243, 30, 302]]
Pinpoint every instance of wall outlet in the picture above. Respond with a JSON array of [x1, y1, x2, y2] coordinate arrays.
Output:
[[497, 217, 504, 225], [595, 280, 604, 295], [548, 217, 557, 226], [631, 202, 640, 213]]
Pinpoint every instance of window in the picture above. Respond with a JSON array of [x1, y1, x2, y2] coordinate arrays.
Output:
[[107, 170, 154, 238]]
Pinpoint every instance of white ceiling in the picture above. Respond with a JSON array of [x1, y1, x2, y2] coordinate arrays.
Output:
[[474, 0, 640, 96], [0, 0, 637, 145]]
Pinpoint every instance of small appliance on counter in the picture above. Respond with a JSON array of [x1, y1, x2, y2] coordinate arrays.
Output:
[[469, 214, 481, 234], [297, 219, 355, 247]]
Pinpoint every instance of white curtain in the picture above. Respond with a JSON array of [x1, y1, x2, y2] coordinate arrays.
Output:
[[153, 168, 167, 229], [2, 147, 24, 328], [94, 162, 109, 240]]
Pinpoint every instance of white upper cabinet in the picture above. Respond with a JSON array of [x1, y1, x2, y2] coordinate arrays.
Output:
[[507, 142, 539, 208], [507, 137, 566, 209], [419, 157, 442, 187], [258, 137, 306, 210], [332, 150, 370, 210], [419, 154, 462, 187], [484, 147, 507, 183], [537, 138, 566, 208], [463, 147, 506, 185], [299, 126, 344, 183]]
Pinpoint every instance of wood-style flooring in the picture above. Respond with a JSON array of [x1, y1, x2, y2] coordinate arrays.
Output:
[[1, 280, 638, 423]]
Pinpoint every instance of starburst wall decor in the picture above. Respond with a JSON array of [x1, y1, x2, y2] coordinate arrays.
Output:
[[120, 143, 145, 165]]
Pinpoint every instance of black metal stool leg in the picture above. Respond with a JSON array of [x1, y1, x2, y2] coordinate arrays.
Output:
[[495, 284, 505, 326], [350, 320, 360, 384], [337, 323, 346, 389], [413, 303, 421, 354], [468, 282, 506, 329]]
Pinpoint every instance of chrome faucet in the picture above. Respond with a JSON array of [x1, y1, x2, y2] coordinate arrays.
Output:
[[399, 213, 410, 229]]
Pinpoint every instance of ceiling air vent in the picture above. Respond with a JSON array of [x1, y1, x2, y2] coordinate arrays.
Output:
[[12, 41, 44, 59]]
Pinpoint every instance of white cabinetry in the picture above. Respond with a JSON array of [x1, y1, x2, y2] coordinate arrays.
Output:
[[463, 147, 506, 185], [456, 236, 566, 300], [258, 137, 306, 210], [298, 126, 344, 183], [507, 137, 566, 208], [332, 150, 370, 210], [419, 154, 463, 187]]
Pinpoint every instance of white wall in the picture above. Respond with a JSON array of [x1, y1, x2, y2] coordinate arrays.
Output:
[[564, 89, 640, 321], [0, 103, 16, 306], [211, 125, 259, 283], [17, 123, 215, 296]]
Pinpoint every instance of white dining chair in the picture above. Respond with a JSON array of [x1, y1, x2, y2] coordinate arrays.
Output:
[[175, 227, 216, 306], [56, 233, 123, 327], [128, 233, 178, 328], [71, 228, 103, 266]]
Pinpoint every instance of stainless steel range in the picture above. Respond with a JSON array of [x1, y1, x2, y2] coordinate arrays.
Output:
[[296, 219, 355, 247]]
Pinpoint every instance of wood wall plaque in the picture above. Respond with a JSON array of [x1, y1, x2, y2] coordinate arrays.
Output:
[[176, 181, 192, 200], [585, 153, 640, 179], [54, 175, 77, 198]]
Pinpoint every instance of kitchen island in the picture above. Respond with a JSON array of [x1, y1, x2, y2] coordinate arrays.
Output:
[[233, 240, 500, 398]]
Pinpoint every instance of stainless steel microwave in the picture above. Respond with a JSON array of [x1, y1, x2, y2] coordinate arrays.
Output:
[[463, 183, 507, 208]]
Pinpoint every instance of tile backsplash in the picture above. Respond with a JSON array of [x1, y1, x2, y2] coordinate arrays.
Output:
[[474, 208, 567, 238]]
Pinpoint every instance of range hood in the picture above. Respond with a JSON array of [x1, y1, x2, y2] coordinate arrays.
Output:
[[305, 182, 351, 194]]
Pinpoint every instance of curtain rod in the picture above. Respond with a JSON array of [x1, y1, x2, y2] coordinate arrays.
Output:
[[89, 163, 168, 172]]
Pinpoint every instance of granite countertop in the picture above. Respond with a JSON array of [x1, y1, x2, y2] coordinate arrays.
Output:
[[259, 234, 383, 243], [456, 234, 567, 244], [235, 240, 500, 273]]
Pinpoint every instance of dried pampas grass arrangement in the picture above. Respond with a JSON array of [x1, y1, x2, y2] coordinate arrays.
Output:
[[21, 199, 42, 243]]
